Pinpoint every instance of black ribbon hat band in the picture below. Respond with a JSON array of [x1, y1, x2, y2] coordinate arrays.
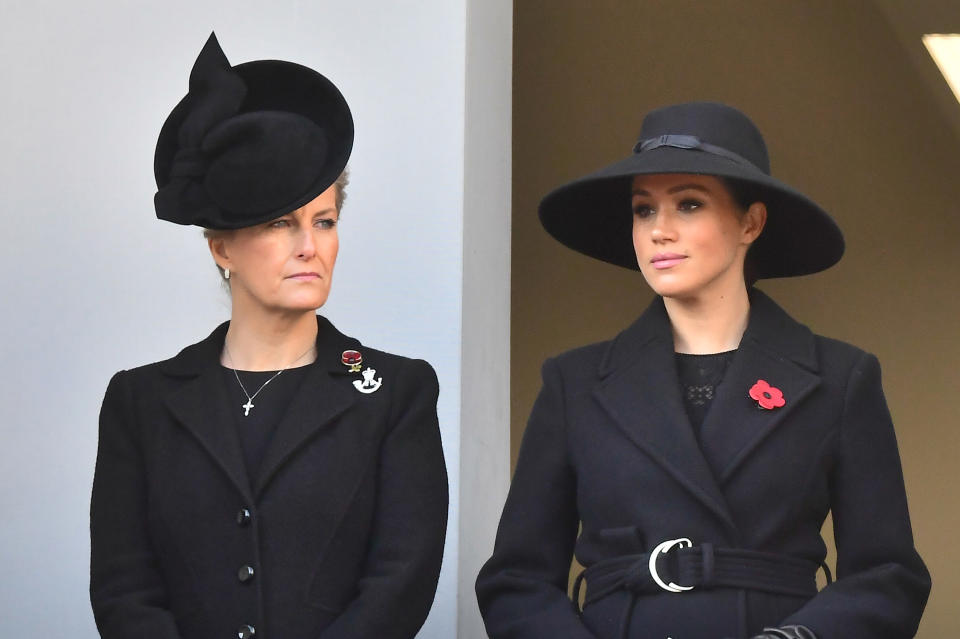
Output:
[[634, 134, 761, 173], [154, 33, 353, 229]]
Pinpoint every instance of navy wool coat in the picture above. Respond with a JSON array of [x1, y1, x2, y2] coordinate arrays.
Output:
[[90, 315, 448, 639], [476, 290, 929, 639]]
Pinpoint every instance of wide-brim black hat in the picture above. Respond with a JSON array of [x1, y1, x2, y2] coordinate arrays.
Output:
[[154, 33, 353, 229], [538, 101, 844, 279]]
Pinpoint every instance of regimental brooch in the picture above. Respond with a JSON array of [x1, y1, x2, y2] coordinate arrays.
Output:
[[342, 349, 383, 394]]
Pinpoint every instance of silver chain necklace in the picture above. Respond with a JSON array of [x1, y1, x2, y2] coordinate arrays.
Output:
[[224, 342, 316, 416]]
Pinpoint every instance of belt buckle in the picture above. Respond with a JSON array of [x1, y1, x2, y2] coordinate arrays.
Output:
[[649, 538, 695, 593]]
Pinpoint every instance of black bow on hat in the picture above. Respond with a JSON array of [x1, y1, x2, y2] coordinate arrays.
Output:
[[538, 102, 844, 279], [154, 33, 354, 229]]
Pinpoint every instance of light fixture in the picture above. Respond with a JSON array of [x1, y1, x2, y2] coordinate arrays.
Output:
[[922, 34, 960, 105]]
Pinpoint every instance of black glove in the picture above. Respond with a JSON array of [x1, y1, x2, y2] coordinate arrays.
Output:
[[749, 625, 817, 639]]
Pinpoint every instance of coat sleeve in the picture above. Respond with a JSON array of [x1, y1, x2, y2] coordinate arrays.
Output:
[[318, 358, 449, 639], [781, 352, 930, 637], [90, 371, 183, 639], [476, 357, 599, 639]]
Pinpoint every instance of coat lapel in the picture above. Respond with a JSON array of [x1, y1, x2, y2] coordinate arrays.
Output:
[[592, 298, 737, 533], [163, 322, 254, 502], [698, 290, 821, 483], [160, 315, 363, 503], [254, 316, 360, 498]]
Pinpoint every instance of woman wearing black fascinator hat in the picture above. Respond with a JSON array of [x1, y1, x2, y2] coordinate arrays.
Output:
[[477, 102, 929, 638], [90, 34, 448, 639]]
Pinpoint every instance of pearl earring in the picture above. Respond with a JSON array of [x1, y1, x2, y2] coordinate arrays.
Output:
[[224, 268, 230, 280]]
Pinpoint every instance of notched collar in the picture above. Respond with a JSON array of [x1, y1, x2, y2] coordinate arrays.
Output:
[[159, 315, 363, 378], [160, 314, 366, 501], [597, 288, 817, 380], [597, 295, 669, 380], [699, 291, 822, 483], [739, 288, 818, 373], [593, 296, 735, 532], [590, 289, 822, 533]]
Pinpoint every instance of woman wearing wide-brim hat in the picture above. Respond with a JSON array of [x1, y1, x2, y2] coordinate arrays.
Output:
[[476, 102, 929, 639], [90, 34, 448, 639]]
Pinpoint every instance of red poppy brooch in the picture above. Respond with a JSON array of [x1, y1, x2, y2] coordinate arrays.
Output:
[[341, 349, 363, 373], [749, 379, 785, 410]]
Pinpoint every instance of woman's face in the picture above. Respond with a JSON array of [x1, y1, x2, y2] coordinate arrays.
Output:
[[631, 173, 764, 300], [209, 185, 340, 316]]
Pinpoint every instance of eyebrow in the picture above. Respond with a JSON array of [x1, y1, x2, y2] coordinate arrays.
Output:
[[631, 183, 712, 196], [296, 208, 339, 219]]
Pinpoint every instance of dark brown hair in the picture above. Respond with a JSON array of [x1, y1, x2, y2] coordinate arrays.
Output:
[[720, 177, 762, 287]]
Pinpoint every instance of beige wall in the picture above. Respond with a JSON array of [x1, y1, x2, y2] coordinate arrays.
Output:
[[511, 1, 959, 635]]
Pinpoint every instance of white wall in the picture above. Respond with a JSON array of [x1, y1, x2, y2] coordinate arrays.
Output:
[[459, 1, 513, 637], [0, 1, 504, 636]]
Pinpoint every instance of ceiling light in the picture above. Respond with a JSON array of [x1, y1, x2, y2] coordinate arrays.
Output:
[[923, 34, 960, 105]]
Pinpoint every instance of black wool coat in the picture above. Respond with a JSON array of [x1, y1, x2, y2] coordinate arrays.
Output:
[[90, 315, 448, 639], [476, 290, 929, 639]]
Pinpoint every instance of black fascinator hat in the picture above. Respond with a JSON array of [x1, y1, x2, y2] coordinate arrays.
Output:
[[154, 33, 354, 229], [538, 102, 844, 279]]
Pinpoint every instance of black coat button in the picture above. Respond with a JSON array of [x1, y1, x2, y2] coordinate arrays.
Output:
[[238, 624, 256, 638], [238, 565, 255, 583], [236, 508, 252, 526]]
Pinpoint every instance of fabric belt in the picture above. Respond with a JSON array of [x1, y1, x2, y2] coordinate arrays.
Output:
[[572, 542, 828, 639]]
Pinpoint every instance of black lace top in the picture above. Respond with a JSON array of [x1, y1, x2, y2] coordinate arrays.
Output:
[[674, 350, 737, 438]]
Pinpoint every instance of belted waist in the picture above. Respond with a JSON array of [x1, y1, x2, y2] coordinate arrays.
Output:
[[575, 542, 822, 609], [573, 541, 827, 639]]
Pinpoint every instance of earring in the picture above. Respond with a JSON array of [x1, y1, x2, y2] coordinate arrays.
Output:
[[224, 268, 230, 280]]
